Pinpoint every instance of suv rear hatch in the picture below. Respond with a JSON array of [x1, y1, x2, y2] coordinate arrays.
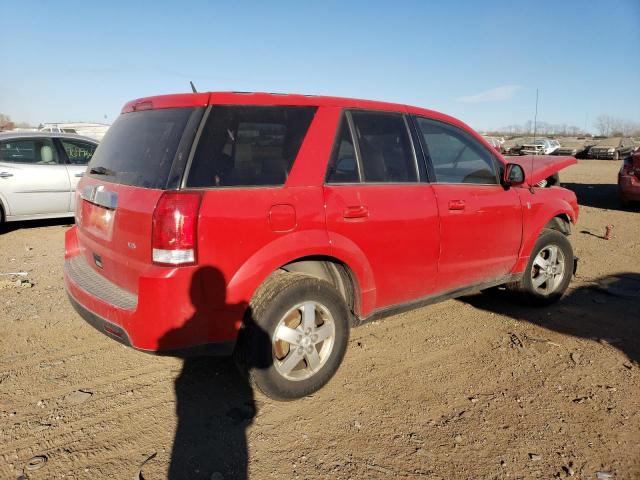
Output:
[[75, 100, 206, 294]]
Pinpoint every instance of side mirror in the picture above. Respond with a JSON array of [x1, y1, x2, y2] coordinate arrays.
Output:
[[504, 163, 526, 186]]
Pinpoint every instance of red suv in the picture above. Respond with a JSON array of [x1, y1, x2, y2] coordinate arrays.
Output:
[[64, 92, 579, 399]]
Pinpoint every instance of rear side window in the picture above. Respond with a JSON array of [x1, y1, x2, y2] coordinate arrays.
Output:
[[0, 138, 60, 164], [60, 139, 97, 165], [326, 118, 359, 183], [350, 111, 417, 182], [186, 106, 317, 187], [415, 117, 498, 184], [87, 107, 201, 188]]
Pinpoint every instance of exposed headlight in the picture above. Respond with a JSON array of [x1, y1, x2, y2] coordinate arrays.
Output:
[[608, 148, 615, 153]]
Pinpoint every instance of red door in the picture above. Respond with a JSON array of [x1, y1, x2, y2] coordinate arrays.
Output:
[[324, 184, 440, 311], [323, 110, 440, 314], [413, 115, 523, 292], [432, 184, 522, 290]]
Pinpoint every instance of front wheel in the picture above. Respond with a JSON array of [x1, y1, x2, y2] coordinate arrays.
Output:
[[509, 229, 574, 306], [235, 272, 350, 400]]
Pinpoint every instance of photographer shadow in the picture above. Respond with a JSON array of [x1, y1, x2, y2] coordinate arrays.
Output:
[[157, 266, 270, 480]]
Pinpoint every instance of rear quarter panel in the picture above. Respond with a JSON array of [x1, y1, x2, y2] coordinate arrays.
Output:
[[197, 186, 330, 305]]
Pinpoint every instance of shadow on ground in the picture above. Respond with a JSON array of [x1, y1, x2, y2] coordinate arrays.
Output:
[[563, 182, 634, 212], [157, 266, 270, 480], [461, 272, 640, 365], [0, 217, 73, 234]]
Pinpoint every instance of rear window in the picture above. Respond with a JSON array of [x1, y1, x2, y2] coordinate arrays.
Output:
[[186, 106, 317, 187], [87, 107, 203, 188]]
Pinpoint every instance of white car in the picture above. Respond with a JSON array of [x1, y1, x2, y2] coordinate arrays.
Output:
[[521, 138, 559, 155], [0, 132, 98, 224]]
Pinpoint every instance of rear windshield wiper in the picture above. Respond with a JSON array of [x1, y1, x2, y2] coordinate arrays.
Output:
[[89, 166, 116, 176]]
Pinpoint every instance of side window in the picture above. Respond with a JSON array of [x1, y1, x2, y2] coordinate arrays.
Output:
[[415, 117, 498, 184], [0, 138, 60, 165], [60, 139, 97, 165], [187, 106, 316, 187], [350, 111, 417, 183], [326, 117, 359, 183]]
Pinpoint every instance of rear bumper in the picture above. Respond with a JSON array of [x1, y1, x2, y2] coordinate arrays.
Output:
[[67, 292, 235, 356], [64, 226, 241, 354]]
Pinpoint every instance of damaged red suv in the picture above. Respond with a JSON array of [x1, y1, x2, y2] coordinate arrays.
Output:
[[64, 92, 579, 399]]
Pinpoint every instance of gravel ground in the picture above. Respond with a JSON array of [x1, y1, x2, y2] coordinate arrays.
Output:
[[0, 159, 638, 479]]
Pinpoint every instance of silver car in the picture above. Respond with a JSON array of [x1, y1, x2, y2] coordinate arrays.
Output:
[[0, 132, 98, 224]]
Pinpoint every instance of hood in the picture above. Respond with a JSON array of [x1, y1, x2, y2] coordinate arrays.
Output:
[[509, 155, 577, 186]]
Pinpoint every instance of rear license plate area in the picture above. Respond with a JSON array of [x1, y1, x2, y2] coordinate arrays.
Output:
[[82, 200, 115, 241]]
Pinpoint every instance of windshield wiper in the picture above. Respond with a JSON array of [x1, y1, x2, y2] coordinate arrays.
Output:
[[89, 166, 116, 176]]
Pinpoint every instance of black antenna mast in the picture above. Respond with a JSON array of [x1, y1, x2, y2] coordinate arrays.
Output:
[[190, 81, 198, 93]]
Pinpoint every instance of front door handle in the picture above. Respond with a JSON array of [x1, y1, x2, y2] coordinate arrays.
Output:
[[0, 172, 13, 178], [343, 205, 369, 219], [448, 199, 466, 211]]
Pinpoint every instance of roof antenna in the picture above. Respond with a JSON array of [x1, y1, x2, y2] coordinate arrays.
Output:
[[529, 88, 539, 193], [532, 88, 539, 150], [190, 81, 198, 93]]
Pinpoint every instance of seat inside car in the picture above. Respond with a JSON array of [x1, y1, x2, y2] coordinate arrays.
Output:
[[39, 144, 56, 164]]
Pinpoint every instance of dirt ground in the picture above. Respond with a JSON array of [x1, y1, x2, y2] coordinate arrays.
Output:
[[1, 160, 638, 480]]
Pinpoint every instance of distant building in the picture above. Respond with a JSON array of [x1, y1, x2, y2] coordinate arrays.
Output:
[[39, 122, 110, 141]]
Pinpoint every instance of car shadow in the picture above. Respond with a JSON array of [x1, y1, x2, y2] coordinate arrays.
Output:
[[459, 273, 640, 365], [0, 217, 73, 233], [563, 182, 628, 211], [157, 266, 271, 480]]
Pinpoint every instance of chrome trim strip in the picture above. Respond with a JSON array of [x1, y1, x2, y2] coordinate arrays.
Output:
[[81, 185, 118, 210]]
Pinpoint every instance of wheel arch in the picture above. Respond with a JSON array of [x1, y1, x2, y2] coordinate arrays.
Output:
[[515, 205, 576, 273], [225, 232, 374, 322], [0, 193, 8, 223], [280, 256, 360, 323], [544, 213, 572, 235]]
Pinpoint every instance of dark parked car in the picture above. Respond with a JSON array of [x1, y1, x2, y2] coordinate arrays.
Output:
[[553, 138, 595, 158], [588, 137, 636, 160]]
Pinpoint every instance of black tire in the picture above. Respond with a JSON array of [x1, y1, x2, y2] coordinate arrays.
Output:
[[509, 229, 573, 306], [235, 271, 350, 400]]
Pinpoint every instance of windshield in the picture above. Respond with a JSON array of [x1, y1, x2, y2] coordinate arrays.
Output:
[[87, 107, 204, 188]]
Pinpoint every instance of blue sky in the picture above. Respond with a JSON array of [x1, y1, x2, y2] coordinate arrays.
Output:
[[1, 0, 638, 131]]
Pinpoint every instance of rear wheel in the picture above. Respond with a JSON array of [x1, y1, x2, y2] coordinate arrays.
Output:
[[509, 229, 573, 306], [235, 272, 350, 400]]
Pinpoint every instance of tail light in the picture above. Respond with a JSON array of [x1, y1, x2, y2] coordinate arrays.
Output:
[[75, 189, 83, 225], [152, 192, 201, 265]]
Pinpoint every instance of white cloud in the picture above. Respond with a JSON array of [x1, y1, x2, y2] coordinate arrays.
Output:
[[456, 85, 523, 103]]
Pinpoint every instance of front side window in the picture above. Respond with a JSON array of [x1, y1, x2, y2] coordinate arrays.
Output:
[[415, 117, 498, 184], [61, 139, 97, 165], [187, 106, 317, 187], [0, 138, 60, 165], [350, 111, 417, 183]]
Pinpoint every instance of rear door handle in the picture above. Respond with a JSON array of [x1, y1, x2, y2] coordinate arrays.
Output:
[[0, 172, 13, 178], [343, 205, 369, 219], [448, 199, 466, 211]]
